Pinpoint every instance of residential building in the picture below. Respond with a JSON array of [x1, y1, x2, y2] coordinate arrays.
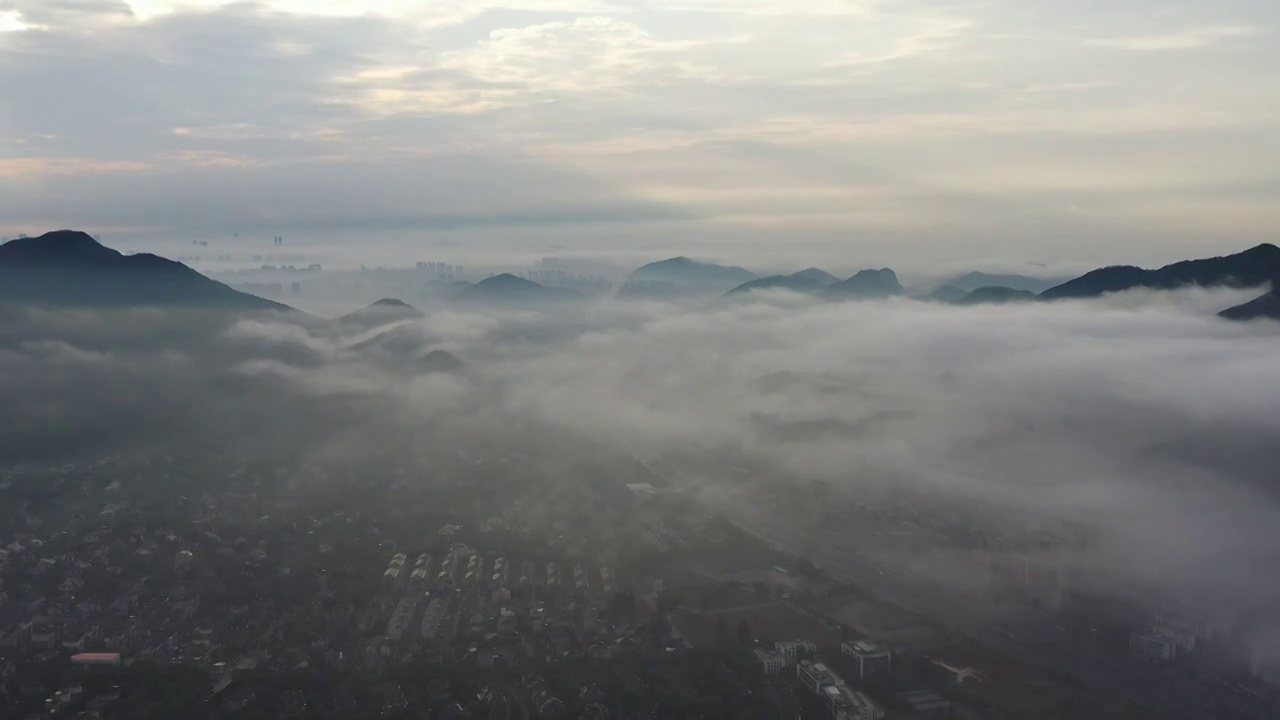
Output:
[[841, 640, 892, 683], [823, 685, 884, 720], [1129, 625, 1193, 662], [797, 660, 844, 694], [776, 639, 817, 667], [755, 648, 785, 675]]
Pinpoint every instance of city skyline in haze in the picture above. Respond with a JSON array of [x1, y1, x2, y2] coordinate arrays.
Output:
[[1, 0, 1277, 268]]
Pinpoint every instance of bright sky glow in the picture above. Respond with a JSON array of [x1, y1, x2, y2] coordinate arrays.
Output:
[[1, 0, 1276, 264]]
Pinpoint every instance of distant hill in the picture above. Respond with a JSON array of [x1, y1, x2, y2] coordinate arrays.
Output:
[[944, 271, 1057, 294], [725, 269, 836, 296], [956, 286, 1038, 305], [0, 230, 290, 310], [345, 320, 465, 374], [1220, 287, 1280, 321], [789, 268, 841, 286], [918, 285, 969, 304], [1041, 244, 1280, 300], [455, 274, 580, 304], [337, 297, 422, 330], [336, 298, 423, 332], [417, 349, 465, 375], [823, 268, 902, 299], [623, 257, 757, 297]]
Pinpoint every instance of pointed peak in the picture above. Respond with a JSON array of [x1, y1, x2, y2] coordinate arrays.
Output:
[[370, 298, 415, 309], [789, 267, 840, 285], [339, 297, 422, 325], [478, 273, 538, 286]]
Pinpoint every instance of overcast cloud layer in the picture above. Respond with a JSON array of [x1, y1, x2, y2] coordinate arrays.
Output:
[[2, 0, 1277, 265]]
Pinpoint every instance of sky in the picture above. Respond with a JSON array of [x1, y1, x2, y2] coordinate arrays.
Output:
[[1, 0, 1277, 268]]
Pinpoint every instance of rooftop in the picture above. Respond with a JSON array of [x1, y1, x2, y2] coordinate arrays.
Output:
[[849, 640, 886, 653]]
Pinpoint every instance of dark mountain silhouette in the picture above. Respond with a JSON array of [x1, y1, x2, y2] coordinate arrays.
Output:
[[0, 230, 289, 310], [725, 269, 834, 296], [918, 285, 969, 304], [417, 349, 465, 374], [823, 268, 902, 299], [622, 256, 757, 297], [1041, 244, 1280, 300], [1040, 266, 1148, 299], [456, 274, 580, 303], [956, 286, 1038, 305], [336, 298, 423, 332], [945, 271, 1057, 294], [630, 256, 757, 285], [1219, 287, 1280, 321], [789, 267, 840, 286]]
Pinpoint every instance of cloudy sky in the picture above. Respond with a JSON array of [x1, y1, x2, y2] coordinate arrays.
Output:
[[1, 0, 1276, 266]]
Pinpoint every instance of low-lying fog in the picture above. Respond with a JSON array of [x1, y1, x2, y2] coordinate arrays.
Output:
[[3, 285, 1278, 621]]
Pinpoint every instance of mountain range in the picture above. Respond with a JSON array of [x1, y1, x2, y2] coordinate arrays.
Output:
[[725, 268, 840, 296], [455, 273, 581, 304], [0, 230, 289, 311], [3, 231, 1277, 322], [621, 256, 757, 297], [944, 271, 1059, 294], [822, 268, 903, 299], [1219, 288, 1280, 321], [954, 286, 1038, 305], [1039, 243, 1280, 300]]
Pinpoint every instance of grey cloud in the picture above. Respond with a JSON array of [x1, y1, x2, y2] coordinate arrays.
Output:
[[0, 152, 699, 237], [0, 4, 385, 156], [0, 5, 698, 237], [367, 288, 1279, 610], [1, 0, 134, 27], [2, 0, 1278, 259]]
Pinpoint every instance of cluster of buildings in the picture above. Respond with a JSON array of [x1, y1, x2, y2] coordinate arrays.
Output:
[[798, 659, 884, 720], [363, 542, 679, 671], [753, 639, 887, 720], [0, 446, 745, 718], [229, 280, 303, 298], [415, 260, 463, 280], [0, 452, 413, 709], [511, 268, 613, 293], [1129, 621, 1201, 663]]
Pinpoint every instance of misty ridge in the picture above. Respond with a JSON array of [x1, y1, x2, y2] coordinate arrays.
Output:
[[4, 230, 1280, 631]]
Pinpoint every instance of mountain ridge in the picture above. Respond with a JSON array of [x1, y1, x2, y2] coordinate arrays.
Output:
[[956, 286, 1038, 305], [945, 271, 1057, 294], [336, 298, 423, 331], [0, 230, 290, 311], [623, 256, 758, 297], [1041, 244, 1280, 300], [823, 268, 903, 299], [725, 268, 839, 296], [1219, 286, 1280, 321], [456, 273, 581, 303]]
